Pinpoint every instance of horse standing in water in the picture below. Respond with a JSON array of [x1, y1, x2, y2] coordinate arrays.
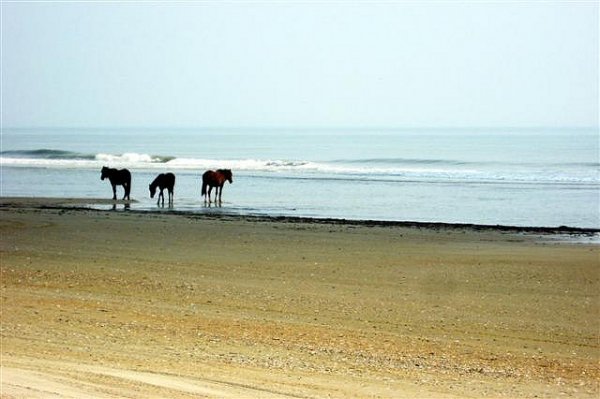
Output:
[[201, 169, 233, 204], [101, 166, 131, 200], [149, 172, 175, 207]]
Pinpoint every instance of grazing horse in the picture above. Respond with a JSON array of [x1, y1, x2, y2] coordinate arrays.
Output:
[[149, 172, 175, 206], [201, 169, 233, 203], [101, 166, 131, 200]]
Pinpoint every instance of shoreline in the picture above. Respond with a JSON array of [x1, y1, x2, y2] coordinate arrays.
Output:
[[1, 196, 598, 236]]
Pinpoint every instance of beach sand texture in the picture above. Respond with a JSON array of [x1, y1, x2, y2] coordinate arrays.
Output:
[[1, 199, 598, 398]]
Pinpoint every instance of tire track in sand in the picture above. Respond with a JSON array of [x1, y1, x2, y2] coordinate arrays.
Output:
[[1, 362, 305, 399]]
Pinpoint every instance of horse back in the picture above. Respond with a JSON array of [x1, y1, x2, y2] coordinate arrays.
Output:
[[121, 169, 131, 184], [111, 168, 131, 185], [164, 172, 175, 188]]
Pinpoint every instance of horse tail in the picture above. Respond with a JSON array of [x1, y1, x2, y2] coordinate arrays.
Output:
[[201, 179, 207, 196]]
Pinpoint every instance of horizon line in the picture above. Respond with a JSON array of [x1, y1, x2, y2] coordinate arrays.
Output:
[[2, 125, 598, 131]]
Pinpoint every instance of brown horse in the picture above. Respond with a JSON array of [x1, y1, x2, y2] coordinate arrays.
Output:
[[201, 169, 233, 203]]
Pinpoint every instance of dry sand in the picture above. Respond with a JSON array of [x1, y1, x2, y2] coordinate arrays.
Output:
[[1, 198, 598, 398]]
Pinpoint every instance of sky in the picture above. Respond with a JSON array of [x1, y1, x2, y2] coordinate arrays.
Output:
[[1, 1, 598, 129]]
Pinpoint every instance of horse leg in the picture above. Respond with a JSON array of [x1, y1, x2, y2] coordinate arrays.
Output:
[[111, 184, 117, 200], [208, 186, 213, 203], [218, 184, 223, 203]]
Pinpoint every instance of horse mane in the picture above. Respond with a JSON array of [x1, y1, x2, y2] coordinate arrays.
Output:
[[217, 169, 232, 177]]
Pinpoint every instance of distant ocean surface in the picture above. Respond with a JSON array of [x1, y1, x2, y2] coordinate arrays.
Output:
[[2, 127, 599, 228]]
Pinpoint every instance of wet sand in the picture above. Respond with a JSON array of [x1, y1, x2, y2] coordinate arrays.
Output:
[[1, 198, 598, 398]]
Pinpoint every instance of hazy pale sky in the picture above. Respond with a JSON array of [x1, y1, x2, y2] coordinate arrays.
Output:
[[2, 1, 598, 128]]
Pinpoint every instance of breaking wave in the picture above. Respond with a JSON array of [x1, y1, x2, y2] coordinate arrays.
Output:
[[1, 149, 175, 164], [1, 148, 598, 184], [1, 149, 96, 160]]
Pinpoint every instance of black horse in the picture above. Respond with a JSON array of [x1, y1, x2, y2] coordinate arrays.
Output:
[[149, 172, 175, 206], [201, 169, 233, 204], [101, 166, 131, 200]]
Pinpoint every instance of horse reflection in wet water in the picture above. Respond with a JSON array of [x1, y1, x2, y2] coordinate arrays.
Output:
[[101, 166, 131, 200], [201, 169, 233, 204], [149, 172, 175, 207]]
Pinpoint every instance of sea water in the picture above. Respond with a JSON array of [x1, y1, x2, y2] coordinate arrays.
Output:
[[1, 127, 598, 228]]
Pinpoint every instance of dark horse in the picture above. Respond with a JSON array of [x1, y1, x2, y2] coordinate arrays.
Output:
[[101, 166, 131, 200], [149, 172, 175, 206], [201, 169, 233, 203]]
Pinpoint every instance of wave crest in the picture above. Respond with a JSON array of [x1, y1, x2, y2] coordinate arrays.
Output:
[[95, 153, 174, 163], [1, 148, 598, 184], [1, 149, 95, 160]]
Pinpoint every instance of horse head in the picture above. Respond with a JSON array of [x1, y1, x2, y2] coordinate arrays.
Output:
[[100, 166, 109, 180], [221, 169, 233, 184], [149, 183, 156, 198]]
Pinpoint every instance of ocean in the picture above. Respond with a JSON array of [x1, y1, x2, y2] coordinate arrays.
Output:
[[1, 127, 598, 228]]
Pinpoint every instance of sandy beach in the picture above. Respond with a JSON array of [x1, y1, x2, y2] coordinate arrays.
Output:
[[1, 198, 598, 398]]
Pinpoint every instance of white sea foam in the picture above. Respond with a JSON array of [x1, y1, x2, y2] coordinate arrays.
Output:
[[2, 152, 598, 185], [95, 152, 163, 163], [1, 157, 101, 168]]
